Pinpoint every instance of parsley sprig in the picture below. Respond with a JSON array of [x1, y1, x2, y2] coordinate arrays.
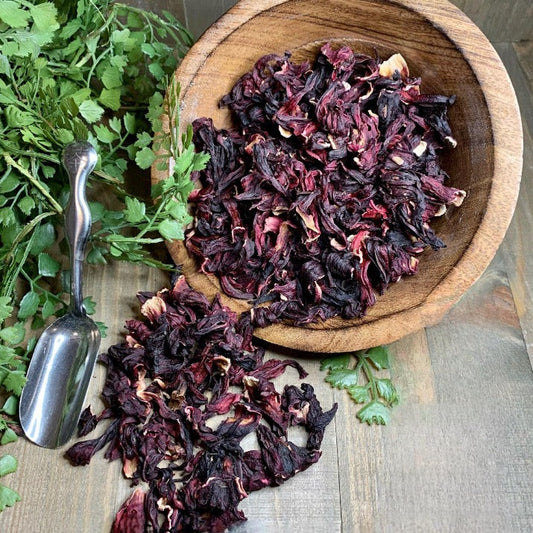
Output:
[[0, 0, 208, 504], [321, 346, 400, 425]]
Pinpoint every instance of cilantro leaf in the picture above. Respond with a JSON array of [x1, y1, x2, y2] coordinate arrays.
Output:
[[29, 3, 59, 32], [376, 378, 399, 405], [0, 485, 21, 511], [1, 370, 26, 395], [158, 219, 184, 241], [0, 298, 13, 324], [0, 323, 25, 345], [78, 100, 105, 123], [321, 346, 399, 426], [0, 428, 17, 445], [320, 353, 351, 371], [38, 253, 61, 278], [348, 385, 371, 404], [325, 368, 359, 389], [0, 2, 30, 28], [366, 346, 391, 370], [356, 400, 391, 425], [0, 455, 17, 478], [17, 291, 40, 319], [124, 197, 146, 223], [135, 147, 156, 169]]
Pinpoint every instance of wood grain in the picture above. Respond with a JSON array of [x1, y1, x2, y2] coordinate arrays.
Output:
[[2, 2, 531, 533], [152, 0, 523, 353]]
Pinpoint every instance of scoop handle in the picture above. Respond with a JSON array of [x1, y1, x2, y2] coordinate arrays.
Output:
[[62, 142, 98, 316]]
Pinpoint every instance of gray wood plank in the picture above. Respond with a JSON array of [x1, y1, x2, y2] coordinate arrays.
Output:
[[183, 0, 239, 39], [449, 0, 533, 42], [493, 42, 533, 364]]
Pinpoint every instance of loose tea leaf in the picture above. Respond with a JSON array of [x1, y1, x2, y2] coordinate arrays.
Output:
[[185, 43, 465, 327], [66, 276, 337, 532]]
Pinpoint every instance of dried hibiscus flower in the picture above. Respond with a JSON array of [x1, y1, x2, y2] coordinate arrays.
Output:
[[66, 275, 337, 533], [185, 43, 465, 326]]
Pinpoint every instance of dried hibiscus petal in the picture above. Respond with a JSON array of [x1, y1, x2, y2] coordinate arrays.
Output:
[[66, 276, 336, 532], [185, 43, 465, 327]]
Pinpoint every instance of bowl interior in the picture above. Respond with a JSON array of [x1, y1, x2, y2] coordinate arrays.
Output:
[[164, 0, 502, 351]]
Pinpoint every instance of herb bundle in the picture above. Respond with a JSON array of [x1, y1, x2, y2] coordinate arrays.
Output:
[[0, 0, 208, 508]]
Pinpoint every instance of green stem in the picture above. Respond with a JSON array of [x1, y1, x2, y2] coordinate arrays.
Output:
[[136, 196, 167, 239], [3, 155, 63, 214], [361, 357, 379, 400], [3, 211, 56, 265]]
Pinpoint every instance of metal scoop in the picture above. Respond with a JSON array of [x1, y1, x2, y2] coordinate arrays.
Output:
[[19, 142, 101, 448]]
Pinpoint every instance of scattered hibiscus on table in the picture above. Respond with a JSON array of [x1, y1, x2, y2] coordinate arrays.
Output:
[[66, 276, 337, 533]]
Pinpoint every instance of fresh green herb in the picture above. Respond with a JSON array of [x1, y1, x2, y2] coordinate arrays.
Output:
[[0, 0, 208, 485], [0, 454, 20, 511], [321, 346, 399, 425]]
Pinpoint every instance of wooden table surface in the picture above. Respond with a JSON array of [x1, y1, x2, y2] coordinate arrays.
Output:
[[2, 1, 532, 532]]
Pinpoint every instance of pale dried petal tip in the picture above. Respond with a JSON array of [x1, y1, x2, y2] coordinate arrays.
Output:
[[413, 140, 427, 157], [379, 53, 409, 79]]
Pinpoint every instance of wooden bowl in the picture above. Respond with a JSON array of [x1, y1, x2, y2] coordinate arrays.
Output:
[[152, 0, 522, 353]]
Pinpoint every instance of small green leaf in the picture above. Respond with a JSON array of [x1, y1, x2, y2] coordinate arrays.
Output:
[[325, 368, 359, 390], [0, 323, 25, 345], [0, 455, 17, 477], [0, 396, 17, 416], [135, 147, 156, 169], [124, 196, 146, 223], [365, 346, 391, 370], [376, 378, 399, 405], [38, 252, 61, 277], [94, 124, 117, 144], [0, 485, 21, 512], [111, 28, 130, 43], [2, 370, 26, 395], [78, 100, 105, 123], [141, 43, 156, 58], [29, 2, 59, 31], [0, 345, 15, 365], [17, 291, 40, 319], [56, 128, 75, 145], [102, 65, 122, 90], [356, 400, 391, 425], [108, 116, 122, 134], [123, 113, 136, 134], [0, 428, 17, 445], [0, 1, 30, 28], [348, 385, 370, 404], [30, 222, 55, 256], [99, 88, 121, 111], [41, 299, 55, 320], [135, 131, 152, 148], [18, 196, 35, 215], [320, 353, 351, 372], [71, 88, 91, 105], [89, 201, 106, 222], [0, 297, 13, 323], [82, 296, 96, 315], [148, 62, 165, 80], [87, 246, 107, 265], [158, 219, 184, 241]]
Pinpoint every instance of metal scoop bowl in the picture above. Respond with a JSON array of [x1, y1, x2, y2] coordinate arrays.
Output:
[[19, 142, 101, 448]]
